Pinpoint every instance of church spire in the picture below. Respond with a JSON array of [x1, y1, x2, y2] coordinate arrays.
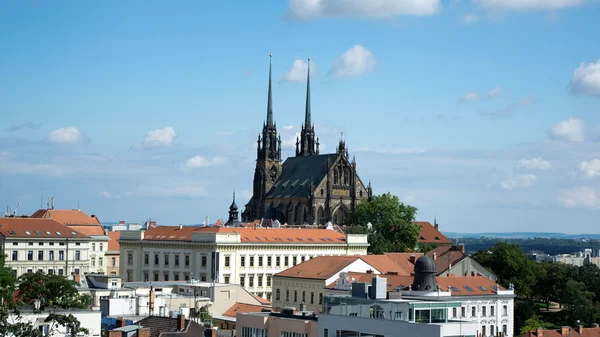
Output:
[[267, 54, 273, 126], [304, 57, 311, 128]]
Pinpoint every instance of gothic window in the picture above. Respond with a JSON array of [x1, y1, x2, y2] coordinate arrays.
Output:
[[269, 166, 278, 182], [320, 188, 324, 196], [360, 190, 363, 197], [343, 168, 349, 185], [334, 169, 339, 185]]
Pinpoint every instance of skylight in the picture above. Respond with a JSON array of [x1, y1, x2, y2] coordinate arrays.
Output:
[[478, 286, 487, 291], [56, 232, 62, 236], [45, 231, 51, 235], [491, 285, 499, 291], [464, 286, 475, 292], [8, 230, 16, 235], [71, 232, 77, 236], [34, 231, 41, 235], [450, 286, 461, 292], [25, 231, 31, 235]]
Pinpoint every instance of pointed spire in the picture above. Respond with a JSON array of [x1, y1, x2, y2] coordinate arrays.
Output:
[[304, 57, 311, 128], [267, 54, 274, 126]]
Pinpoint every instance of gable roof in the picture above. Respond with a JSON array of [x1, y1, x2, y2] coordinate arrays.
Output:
[[359, 255, 411, 275], [327, 272, 414, 292], [425, 245, 467, 274], [107, 231, 120, 252], [415, 221, 451, 244], [251, 293, 272, 305], [222, 302, 268, 318], [0, 218, 86, 238], [383, 253, 424, 275], [31, 209, 106, 236], [265, 154, 338, 199], [275, 256, 361, 280]]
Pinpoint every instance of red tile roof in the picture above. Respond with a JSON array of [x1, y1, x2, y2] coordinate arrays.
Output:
[[425, 245, 467, 274], [359, 255, 412, 276], [251, 293, 272, 305], [0, 218, 86, 238], [275, 256, 361, 280], [222, 302, 268, 318], [142, 226, 349, 244], [415, 221, 451, 244], [327, 272, 414, 291], [31, 209, 106, 236], [523, 327, 600, 337], [107, 231, 120, 252], [384, 253, 424, 275]]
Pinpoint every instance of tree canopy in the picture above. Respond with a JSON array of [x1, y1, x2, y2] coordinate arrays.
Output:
[[346, 193, 421, 254]]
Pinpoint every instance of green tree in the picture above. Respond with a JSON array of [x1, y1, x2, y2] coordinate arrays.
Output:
[[561, 280, 597, 325], [346, 193, 420, 254], [520, 313, 551, 335], [534, 262, 572, 310], [0, 255, 40, 337]]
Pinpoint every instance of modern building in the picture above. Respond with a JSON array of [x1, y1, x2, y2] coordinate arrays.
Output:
[[237, 307, 319, 337], [106, 315, 206, 337], [0, 217, 92, 277], [13, 308, 101, 337], [119, 225, 368, 300], [243, 56, 372, 225], [31, 207, 109, 274]]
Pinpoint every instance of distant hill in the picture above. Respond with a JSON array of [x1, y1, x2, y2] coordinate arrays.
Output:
[[445, 232, 600, 240]]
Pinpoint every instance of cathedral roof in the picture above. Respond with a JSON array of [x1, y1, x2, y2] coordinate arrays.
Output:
[[265, 153, 338, 199]]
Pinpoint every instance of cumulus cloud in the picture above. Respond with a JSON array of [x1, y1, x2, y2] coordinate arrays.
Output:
[[500, 173, 537, 190], [463, 14, 480, 24], [283, 59, 314, 82], [283, 125, 295, 130], [559, 186, 598, 208], [474, 0, 591, 11], [46, 127, 83, 144], [142, 126, 176, 147], [516, 157, 552, 170], [570, 59, 600, 97], [579, 159, 600, 179], [460, 87, 503, 102], [6, 121, 43, 132], [285, 0, 441, 21], [330, 45, 377, 78], [548, 118, 584, 142], [98, 191, 111, 198], [184, 155, 226, 169]]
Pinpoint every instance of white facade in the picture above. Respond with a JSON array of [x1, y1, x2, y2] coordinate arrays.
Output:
[[11, 310, 101, 337], [88, 235, 109, 274], [3, 236, 91, 278], [119, 229, 368, 300]]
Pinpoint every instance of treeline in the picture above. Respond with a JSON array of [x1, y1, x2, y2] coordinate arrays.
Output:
[[473, 243, 600, 334], [456, 237, 600, 256]]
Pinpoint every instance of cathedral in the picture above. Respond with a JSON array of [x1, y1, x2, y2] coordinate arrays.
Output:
[[242, 56, 372, 225]]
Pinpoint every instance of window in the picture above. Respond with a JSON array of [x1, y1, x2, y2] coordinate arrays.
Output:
[[258, 275, 263, 287], [184, 274, 190, 281], [284, 256, 289, 266], [301, 256, 305, 263], [302, 291, 306, 302], [491, 325, 495, 335], [144, 253, 149, 265], [241, 256, 246, 267], [59, 251, 65, 261], [58, 269, 63, 276], [276, 289, 281, 300], [452, 307, 457, 317], [461, 307, 465, 317], [201, 255, 207, 267], [127, 253, 133, 265], [394, 312, 403, 320], [111, 257, 116, 266], [471, 306, 476, 317], [286, 290, 289, 301], [240, 275, 245, 287], [144, 272, 149, 282], [292, 256, 297, 266], [127, 271, 132, 282], [185, 255, 190, 267], [240, 327, 266, 337], [276, 256, 281, 267], [154, 254, 159, 265], [48, 269, 54, 275], [502, 305, 508, 316], [75, 251, 81, 261], [249, 256, 254, 267], [225, 256, 230, 267], [267, 293, 271, 301], [280, 333, 307, 337], [48, 251, 54, 261], [319, 293, 323, 304], [482, 306, 486, 316], [224, 275, 230, 284], [12, 242, 17, 246], [503, 325, 508, 335], [491, 305, 495, 316], [38, 251, 44, 260], [154, 273, 159, 281], [310, 292, 314, 304], [164, 254, 170, 266], [11, 251, 17, 261], [74, 268, 80, 275], [92, 259, 96, 267], [294, 290, 297, 302], [249, 275, 254, 287], [258, 256, 263, 267], [173, 273, 178, 281], [100, 243, 103, 251], [92, 243, 96, 251], [201, 276, 207, 282], [482, 326, 486, 336], [27, 251, 33, 261], [164, 273, 169, 281], [267, 275, 271, 287], [28, 242, 33, 246], [99, 257, 103, 266], [324, 329, 329, 337], [267, 256, 272, 267]]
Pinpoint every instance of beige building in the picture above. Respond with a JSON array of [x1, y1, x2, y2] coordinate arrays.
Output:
[[31, 207, 109, 274], [106, 231, 120, 275], [0, 217, 92, 277], [119, 225, 368, 300], [237, 308, 318, 337], [272, 255, 404, 313]]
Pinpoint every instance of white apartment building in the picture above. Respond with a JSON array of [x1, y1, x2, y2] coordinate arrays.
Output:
[[119, 225, 368, 300], [12, 308, 101, 337], [0, 217, 92, 278], [31, 207, 109, 274]]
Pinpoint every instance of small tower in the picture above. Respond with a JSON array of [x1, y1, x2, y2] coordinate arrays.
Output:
[[411, 256, 438, 291], [227, 191, 241, 227], [297, 58, 318, 157], [367, 180, 373, 201]]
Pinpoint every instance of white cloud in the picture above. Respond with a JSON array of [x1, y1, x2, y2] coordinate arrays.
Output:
[[558, 186, 598, 208], [285, 0, 441, 21], [283, 125, 295, 130], [98, 191, 111, 198], [500, 173, 537, 190], [463, 14, 480, 24], [128, 184, 209, 198], [474, 0, 590, 11], [331, 45, 377, 78], [516, 157, 552, 170], [185, 155, 226, 169], [570, 59, 600, 97], [142, 126, 176, 147], [579, 159, 600, 179], [548, 118, 584, 142], [460, 87, 503, 102], [47, 127, 82, 144], [283, 59, 313, 82]]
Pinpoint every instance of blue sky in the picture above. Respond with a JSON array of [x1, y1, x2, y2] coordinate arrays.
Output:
[[1, 0, 600, 233]]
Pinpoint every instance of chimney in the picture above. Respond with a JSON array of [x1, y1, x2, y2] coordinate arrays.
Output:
[[577, 326, 584, 334], [137, 327, 151, 337], [434, 221, 438, 230], [561, 326, 569, 336], [536, 328, 544, 337], [119, 221, 125, 225], [177, 314, 186, 331], [433, 252, 437, 261], [116, 317, 126, 327], [409, 255, 416, 264]]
